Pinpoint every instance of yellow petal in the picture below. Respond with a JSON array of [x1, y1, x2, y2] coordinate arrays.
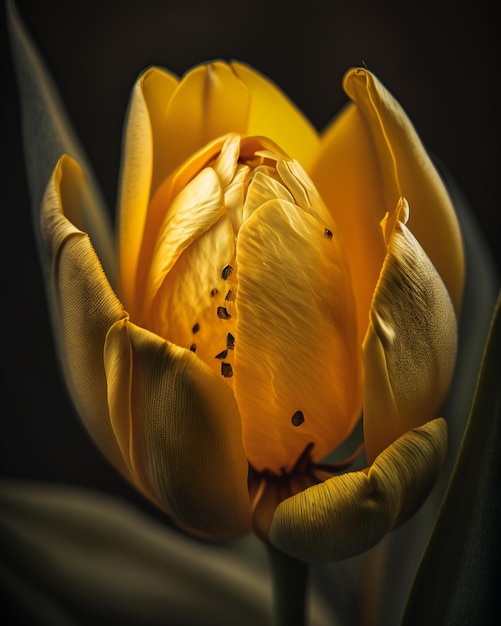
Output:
[[147, 212, 236, 382], [235, 198, 361, 473], [140, 67, 181, 194], [343, 68, 464, 315], [230, 62, 320, 169], [269, 418, 447, 562], [309, 102, 388, 346], [118, 67, 178, 313], [363, 198, 457, 462], [141, 166, 226, 321], [135, 135, 231, 315], [160, 61, 250, 178], [104, 319, 251, 540], [41, 156, 129, 478]]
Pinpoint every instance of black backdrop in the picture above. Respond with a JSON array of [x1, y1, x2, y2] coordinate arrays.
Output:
[[1, 0, 499, 520]]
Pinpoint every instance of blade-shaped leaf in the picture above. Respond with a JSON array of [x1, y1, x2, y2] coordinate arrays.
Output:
[[6, 0, 117, 288], [401, 291, 501, 624], [0, 481, 337, 626]]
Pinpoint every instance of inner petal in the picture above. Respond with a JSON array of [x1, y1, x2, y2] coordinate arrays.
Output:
[[141, 166, 225, 321], [148, 212, 237, 384], [235, 199, 362, 473]]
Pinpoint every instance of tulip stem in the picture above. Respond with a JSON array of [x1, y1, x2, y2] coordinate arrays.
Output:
[[267, 543, 309, 626]]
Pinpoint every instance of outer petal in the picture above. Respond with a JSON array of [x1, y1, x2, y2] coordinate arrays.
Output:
[[363, 198, 457, 462], [235, 198, 361, 473], [343, 68, 464, 315], [118, 67, 178, 313], [104, 319, 251, 540], [309, 102, 388, 345], [230, 61, 320, 169], [41, 156, 129, 477], [160, 61, 251, 179], [269, 418, 447, 563]]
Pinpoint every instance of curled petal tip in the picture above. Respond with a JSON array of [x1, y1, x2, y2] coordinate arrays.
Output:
[[363, 199, 458, 462], [269, 418, 447, 563]]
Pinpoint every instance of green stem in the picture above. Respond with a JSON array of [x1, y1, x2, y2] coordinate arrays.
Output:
[[266, 543, 309, 626]]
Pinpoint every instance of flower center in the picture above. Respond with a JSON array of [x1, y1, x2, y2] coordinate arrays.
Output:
[[140, 132, 362, 475], [141, 133, 299, 388]]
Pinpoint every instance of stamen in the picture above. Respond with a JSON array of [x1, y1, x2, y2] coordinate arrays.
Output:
[[291, 410, 305, 426], [324, 228, 333, 239], [221, 362, 233, 378], [221, 265, 233, 280], [210, 288, 219, 297], [215, 349, 228, 359], [227, 333, 235, 349], [192, 323, 200, 334], [217, 306, 232, 320]]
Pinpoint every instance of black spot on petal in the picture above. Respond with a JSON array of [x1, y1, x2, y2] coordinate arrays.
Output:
[[324, 228, 333, 239], [227, 333, 235, 349], [221, 362, 233, 378], [291, 410, 305, 426], [192, 323, 200, 334], [221, 265, 233, 280], [215, 349, 228, 359], [189, 344, 197, 352], [210, 288, 219, 297], [225, 289, 235, 302], [217, 306, 232, 320]]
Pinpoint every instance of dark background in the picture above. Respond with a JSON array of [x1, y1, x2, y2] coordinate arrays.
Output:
[[1, 0, 499, 519]]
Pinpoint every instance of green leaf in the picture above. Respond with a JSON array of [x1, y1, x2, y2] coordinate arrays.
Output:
[[402, 291, 501, 624], [6, 0, 117, 288], [0, 481, 336, 625]]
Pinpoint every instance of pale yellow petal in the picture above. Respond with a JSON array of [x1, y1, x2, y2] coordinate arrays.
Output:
[[235, 199, 361, 473], [269, 418, 447, 562], [310, 103, 388, 345], [363, 198, 457, 463], [231, 61, 320, 169], [343, 68, 464, 314], [41, 156, 129, 478], [135, 135, 230, 313], [141, 167, 226, 321], [104, 319, 251, 540], [160, 61, 250, 178], [147, 212, 236, 382]]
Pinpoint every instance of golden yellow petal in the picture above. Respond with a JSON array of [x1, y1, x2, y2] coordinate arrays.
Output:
[[160, 62, 250, 178], [269, 418, 447, 562], [230, 62, 320, 170], [363, 198, 457, 462], [309, 103, 388, 346], [118, 73, 154, 312], [343, 68, 464, 315], [41, 156, 129, 478], [140, 67, 180, 194], [235, 199, 361, 473], [104, 319, 251, 540], [117, 67, 178, 314]]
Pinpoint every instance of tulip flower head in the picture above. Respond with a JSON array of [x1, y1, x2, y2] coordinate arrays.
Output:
[[24, 43, 463, 560]]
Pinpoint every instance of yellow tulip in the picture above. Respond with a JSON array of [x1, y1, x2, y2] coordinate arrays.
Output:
[[39, 61, 463, 560]]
